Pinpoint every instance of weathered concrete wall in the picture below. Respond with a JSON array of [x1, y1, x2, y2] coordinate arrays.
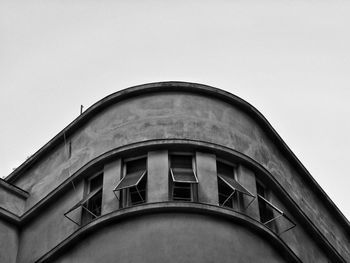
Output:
[[0, 186, 25, 216], [15, 143, 73, 211], [147, 150, 169, 203], [102, 159, 121, 214], [10, 92, 349, 260], [196, 152, 218, 205], [0, 220, 18, 263], [16, 183, 83, 263], [50, 213, 288, 263]]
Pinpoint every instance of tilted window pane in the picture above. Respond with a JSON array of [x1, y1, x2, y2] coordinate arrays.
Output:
[[115, 170, 146, 190], [218, 176, 234, 208], [218, 174, 253, 197], [171, 168, 198, 183]]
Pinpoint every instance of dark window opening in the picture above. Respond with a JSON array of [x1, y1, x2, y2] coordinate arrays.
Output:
[[255, 181, 297, 235], [129, 173, 147, 206], [218, 176, 234, 208], [217, 161, 234, 177], [256, 181, 274, 224], [127, 158, 147, 174], [217, 161, 239, 209], [84, 191, 102, 217], [171, 155, 193, 169], [173, 182, 192, 201], [89, 173, 103, 193]]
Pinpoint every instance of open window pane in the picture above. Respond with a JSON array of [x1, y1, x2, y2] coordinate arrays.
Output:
[[218, 176, 234, 208], [66, 187, 102, 216], [256, 181, 274, 224], [115, 170, 146, 191], [82, 190, 102, 223], [217, 161, 255, 210], [171, 168, 198, 183], [257, 195, 275, 224], [82, 173, 103, 224], [65, 173, 103, 226], [87, 191, 102, 216], [114, 157, 147, 207], [257, 194, 296, 235], [218, 174, 253, 197], [129, 173, 147, 205]]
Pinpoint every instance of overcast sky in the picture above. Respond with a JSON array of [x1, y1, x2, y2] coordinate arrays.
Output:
[[1, 0, 349, 220]]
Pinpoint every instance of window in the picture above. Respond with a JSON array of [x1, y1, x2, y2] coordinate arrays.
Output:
[[217, 161, 237, 208], [170, 154, 198, 201], [256, 180, 275, 224], [81, 173, 103, 224], [255, 180, 296, 235], [217, 161, 254, 210], [64, 171, 103, 226], [114, 157, 147, 207]]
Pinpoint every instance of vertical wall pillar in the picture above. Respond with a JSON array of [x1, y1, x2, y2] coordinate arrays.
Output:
[[196, 152, 218, 205], [102, 159, 122, 214], [147, 150, 169, 203], [236, 165, 259, 220]]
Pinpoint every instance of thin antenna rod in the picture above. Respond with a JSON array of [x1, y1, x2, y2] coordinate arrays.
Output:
[[80, 105, 84, 115]]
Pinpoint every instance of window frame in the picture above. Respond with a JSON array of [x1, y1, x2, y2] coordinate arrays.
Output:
[[64, 170, 103, 226], [81, 172, 104, 224], [256, 179, 275, 224], [114, 155, 147, 208], [216, 160, 256, 211], [255, 179, 296, 235], [169, 153, 198, 202], [217, 160, 239, 209]]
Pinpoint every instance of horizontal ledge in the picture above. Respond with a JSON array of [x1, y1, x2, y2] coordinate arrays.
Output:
[[35, 202, 302, 263], [0, 207, 21, 224], [0, 178, 29, 199]]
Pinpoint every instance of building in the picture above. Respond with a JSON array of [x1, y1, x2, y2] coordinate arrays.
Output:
[[0, 81, 349, 263]]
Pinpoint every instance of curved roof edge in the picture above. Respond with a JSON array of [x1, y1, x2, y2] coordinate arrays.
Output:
[[5, 81, 349, 230]]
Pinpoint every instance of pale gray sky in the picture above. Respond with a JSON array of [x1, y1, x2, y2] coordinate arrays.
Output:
[[1, 0, 349, 220]]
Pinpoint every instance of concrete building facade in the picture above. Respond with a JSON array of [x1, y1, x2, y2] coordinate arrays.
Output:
[[0, 82, 349, 262]]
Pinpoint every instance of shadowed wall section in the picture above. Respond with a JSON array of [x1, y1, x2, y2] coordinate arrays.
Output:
[[51, 213, 288, 263]]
